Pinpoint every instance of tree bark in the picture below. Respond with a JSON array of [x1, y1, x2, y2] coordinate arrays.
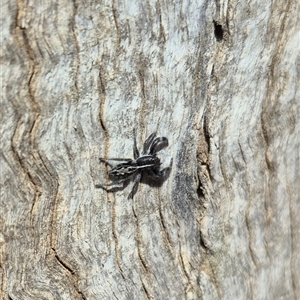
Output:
[[1, 0, 299, 299]]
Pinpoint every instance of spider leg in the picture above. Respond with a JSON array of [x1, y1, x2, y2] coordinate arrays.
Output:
[[147, 158, 173, 180], [99, 158, 132, 168], [95, 177, 130, 194], [95, 171, 136, 194], [142, 132, 157, 154], [133, 129, 140, 159], [95, 184, 125, 194], [95, 178, 127, 188], [149, 137, 169, 155], [100, 158, 132, 162], [128, 172, 142, 199]]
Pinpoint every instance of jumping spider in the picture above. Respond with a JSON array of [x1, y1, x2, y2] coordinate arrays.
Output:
[[95, 130, 172, 199]]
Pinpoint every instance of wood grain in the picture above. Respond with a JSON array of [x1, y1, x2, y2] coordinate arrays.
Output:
[[1, 0, 299, 299]]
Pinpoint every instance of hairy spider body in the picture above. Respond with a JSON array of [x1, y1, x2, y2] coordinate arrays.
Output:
[[96, 130, 172, 199], [136, 155, 160, 168]]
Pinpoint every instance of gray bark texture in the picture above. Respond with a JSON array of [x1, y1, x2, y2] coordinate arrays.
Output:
[[1, 0, 299, 299]]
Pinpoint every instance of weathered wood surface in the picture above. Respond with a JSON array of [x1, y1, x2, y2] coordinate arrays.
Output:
[[1, 0, 299, 299]]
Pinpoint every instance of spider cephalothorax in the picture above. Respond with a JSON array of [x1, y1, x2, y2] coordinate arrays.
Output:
[[95, 130, 172, 199]]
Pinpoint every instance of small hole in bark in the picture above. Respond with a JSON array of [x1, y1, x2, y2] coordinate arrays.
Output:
[[197, 176, 204, 198], [213, 21, 223, 41], [197, 184, 204, 198]]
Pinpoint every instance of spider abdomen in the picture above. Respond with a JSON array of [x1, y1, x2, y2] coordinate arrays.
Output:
[[109, 163, 137, 179]]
